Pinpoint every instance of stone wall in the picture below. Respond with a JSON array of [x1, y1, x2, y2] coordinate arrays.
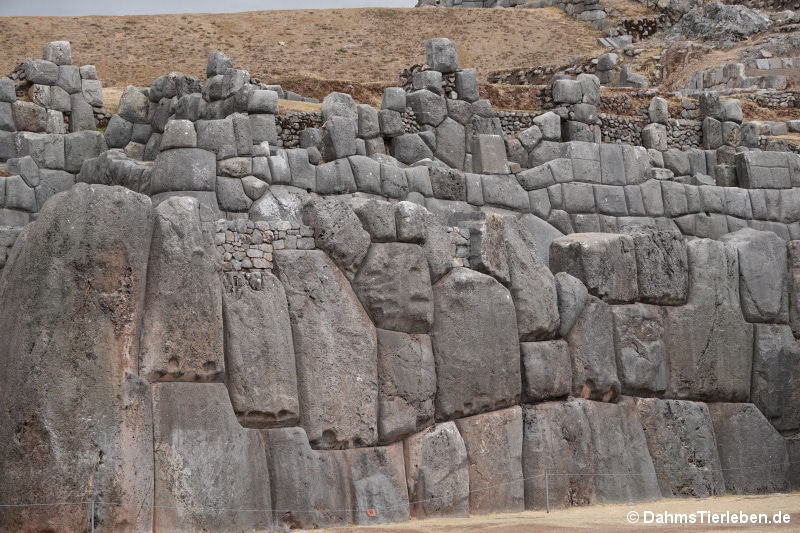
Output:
[[1, 38, 798, 532]]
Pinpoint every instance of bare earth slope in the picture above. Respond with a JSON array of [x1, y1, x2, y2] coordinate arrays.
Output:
[[0, 7, 602, 96]]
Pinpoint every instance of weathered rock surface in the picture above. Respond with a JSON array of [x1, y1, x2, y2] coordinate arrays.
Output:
[[611, 304, 667, 396], [663, 239, 753, 401], [0, 184, 155, 532], [522, 400, 594, 509], [339, 443, 411, 525], [352, 243, 434, 334], [139, 196, 225, 382], [152, 383, 273, 532], [376, 329, 436, 443], [264, 427, 353, 529], [431, 267, 521, 420], [455, 406, 524, 514], [721, 228, 788, 324], [550, 233, 638, 304], [275, 249, 378, 448], [221, 272, 299, 428], [707, 403, 790, 494], [404, 422, 470, 519], [555, 271, 589, 337], [302, 197, 371, 280], [521, 340, 572, 401], [503, 216, 560, 340], [620, 225, 688, 305], [636, 398, 725, 498], [567, 300, 621, 401], [751, 324, 800, 432]]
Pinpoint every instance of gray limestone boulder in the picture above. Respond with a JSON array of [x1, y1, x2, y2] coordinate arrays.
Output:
[[648, 97, 669, 124], [23, 58, 59, 84], [222, 273, 300, 428], [322, 115, 358, 160], [263, 427, 353, 529], [434, 117, 466, 169], [552, 79, 582, 104], [64, 130, 107, 174], [349, 154, 382, 194], [708, 403, 790, 494], [161, 119, 197, 150], [472, 134, 509, 174], [789, 241, 800, 338], [425, 37, 459, 73], [431, 267, 521, 420], [117, 86, 149, 124], [352, 243, 434, 334], [521, 340, 571, 401], [249, 185, 309, 226], [0, 183, 155, 532], [339, 443, 411, 525], [43, 40, 72, 65], [555, 271, 589, 338], [139, 196, 224, 382], [150, 148, 216, 194], [567, 300, 621, 401], [216, 176, 252, 212], [206, 50, 233, 76], [518, 213, 563, 266], [611, 304, 667, 396], [504, 216, 560, 340], [376, 329, 436, 443], [393, 133, 433, 165], [349, 197, 397, 242], [721, 228, 789, 324], [642, 123, 668, 152], [636, 398, 725, 497], [152, 383, 272, 531], [533, 111, 561, 142], [620, 225, 688, 305], [751, 324, 800, 432], [301, 197, 371, 280], [357, 103, 380, 139], [455, 407, 524, 515], [455, 68, 479, 102], [663, 239, 753, 401], [468, 212, 510, 284], [322, 91, 358, 124], [583, 398, 661, 504], [408, 89, 447, 127], [522, 399, 594, 509], [404, 422, 469, 518], [274, 250, 378, 448], [196, 118, 237, 160], [105, 114, 133, 148], [550, 233, 638, 304]]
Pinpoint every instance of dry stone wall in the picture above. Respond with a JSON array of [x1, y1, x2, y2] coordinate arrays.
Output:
[[1, 38, 799, 531]]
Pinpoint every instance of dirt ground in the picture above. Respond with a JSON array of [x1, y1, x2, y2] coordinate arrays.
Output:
[[0, 7, 603, 101], [314, 493, 800, 533]]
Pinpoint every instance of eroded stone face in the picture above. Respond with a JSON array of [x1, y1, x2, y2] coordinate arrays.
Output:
[[139, 196, 225, 382], [567, 299, 621, 401], [274, 249, 378, 449], [404, 422, 470, 519], [0, 184, 155, 532], [431, 267, 521, 420], [455, 406, 524, 515], [152, 383, 273, 532], [636, 398, 725, 498], [611, 304, 667, 396]]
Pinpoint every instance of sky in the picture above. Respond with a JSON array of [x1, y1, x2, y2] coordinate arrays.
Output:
[[0, 0, 416, 16]]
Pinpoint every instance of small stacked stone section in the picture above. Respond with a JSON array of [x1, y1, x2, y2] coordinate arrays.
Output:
[[215, 218, 315, 272]]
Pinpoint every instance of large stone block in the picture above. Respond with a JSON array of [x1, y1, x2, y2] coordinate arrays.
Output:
[[455, 407, 524, 515], [789, 241, 800, 337], [196, 118, 236, 160], [17, 131, 64, 169], [707, 403, 790, 494], [352, 243, 434, 334], [611, 304, 667, 396], [620, 225, 688, 305], [567, 300, 620, 401], [721, 228, 788, 324], [636, 398, 725, 498], [222, 273, 300, 428], [339, 443, 411, 525], [663, 239, 753, 401], [408, 89, 447, 127], [264, 427, 353, 529], [425, 37, 459, 73], [150, 148, 216, 194], [550, 233, 638, 304], [521, 340, 571, 401], [404, 422, 469, 518], [472, 134, 509, 174], [139, 196, 224, 382], [152, 383, 272, 532], [322, 115, 358, 160], [301, 197, 371, 280], [751, 324, 800, 432], [431, 267, 521, 420], [0, 184, 154, 532], [376, 329, 436, 443], [504, 216, 559, 340], [64, 130, 107, 174], [736, 151, 792, 189], [434, 117, 466, 169], [275, 250, 378, 448], [321, 91, 358, 124], [555, 271, 589, 337]]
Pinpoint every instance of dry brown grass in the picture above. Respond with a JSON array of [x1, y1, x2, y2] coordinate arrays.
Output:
[[316, 492, 800, 533], [278, 99, 322, 114], [0, 8, 604, 104]]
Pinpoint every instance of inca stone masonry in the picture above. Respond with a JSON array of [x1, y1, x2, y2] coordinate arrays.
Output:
[[0, 39, 798, 531]]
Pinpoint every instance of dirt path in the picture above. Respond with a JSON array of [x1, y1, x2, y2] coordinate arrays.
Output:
[[313, 493, 800, 532]]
